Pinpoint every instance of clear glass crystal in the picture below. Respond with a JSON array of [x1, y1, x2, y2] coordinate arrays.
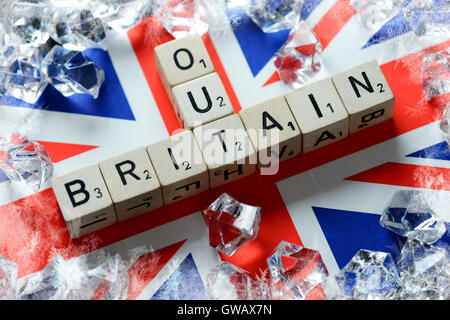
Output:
[[160, 0, 209, 39], [403, 0, 450, 39], [441, 103, 450, 146], [273, 21, 321, 87], [0, 45, 47, 104], [350, 0, 402, 32], [245, 0, 304, 33], [42, 45, 105, 99], [90, 0, 152, 32], [267, 241, 329, 300], [17, 254, 129, 300], [394, 238, 449, 300], [335, 249, 400, 300], [0, 255, 18, 300], [17, 256, 68, 300], [51, 7, 107, 51], [0, 134, 53, 193], [380, 190, 446, 244], [421, 46, 449, 101], [85, 254, 129, 300], [5, 0, 52, 47], [202, 193, 261, 256], [206, 261, 270, 300]]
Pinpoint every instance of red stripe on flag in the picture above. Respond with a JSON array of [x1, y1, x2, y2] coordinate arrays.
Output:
[[0, 188, 71, 277], [345, 162, 450, 191], [126, 240, 186, 300], [313, 0, 355, 50], [36, 141, 97, 163], [263, 71, 281, 87], [127, 17, 180, 135], [203, 34, 242, 113]]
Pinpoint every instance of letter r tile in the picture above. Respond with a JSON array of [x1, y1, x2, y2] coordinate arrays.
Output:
[[99, 147, 163, 222]]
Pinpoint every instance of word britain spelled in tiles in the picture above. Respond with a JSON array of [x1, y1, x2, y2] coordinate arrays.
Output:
[[51, 35, 395, 239]]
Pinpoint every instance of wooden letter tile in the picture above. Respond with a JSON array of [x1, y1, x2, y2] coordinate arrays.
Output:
[[52, 165, 117, 239], [285, 78, 349, 153], [239, 96, 302, 169], [332, 59, 395, 133], [99, 147, 163, 222], [154, 34, 214, 103], [172, 72, 234, 129], [147, 130, 209, 205], [193, 114, 257, 188]]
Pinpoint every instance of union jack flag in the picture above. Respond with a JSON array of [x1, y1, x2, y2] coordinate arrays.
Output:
[[0, 0, 448, 299]]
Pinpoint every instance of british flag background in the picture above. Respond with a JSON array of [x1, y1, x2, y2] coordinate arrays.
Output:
[[0, 0, 449, 300]]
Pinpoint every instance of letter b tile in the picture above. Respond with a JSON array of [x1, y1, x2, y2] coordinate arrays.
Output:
[[51, 165, 117, 239], [99, 147, 163, 222]]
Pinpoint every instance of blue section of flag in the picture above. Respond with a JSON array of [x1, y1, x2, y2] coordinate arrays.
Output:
[[362, 11, 411, 49], [228, 6, 290, 77], [406, 141, 450, 161], [301, 0, 323, 20], [150, 253, 208, 300], [0, 49, 135, 121], [312, 206, 405, 269], [0, 170, 7, 183], [228, 1, 322, 77], [362, 0, 449, 49]]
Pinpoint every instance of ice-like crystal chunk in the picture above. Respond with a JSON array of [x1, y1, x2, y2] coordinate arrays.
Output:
[[6, 0, 52, 47], [335, 249, 400, 300], [403, 0, 450, 39], [421, 46, 449, 101], [267, 241, 329, 300], [42, 45, 105, 98], [202, 193, 261, 256], [206, 261, 270, 300], [86, 254, 130, 300], [0, 255, 18, 300], [395, 238, 449, 300], [160, 0, 209, 39], [0, 134, 53, 193], [273, 21, 321, 87], [441, 103, 450, 146], [350, 0, 402, 32], [17, 254, 129, 300], [17, 256, 68, 300], [0, 46, 48, 104], [380, 190, 446, 244], [51, 7, 107, 51], [245, 0, 304, 33], [90, 0, 152, 32]]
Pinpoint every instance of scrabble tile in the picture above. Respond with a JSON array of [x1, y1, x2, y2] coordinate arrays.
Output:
[[172, 72, 234, 129], [285, 78, 349, 153], [193, 114, 257, 188], [155, 34, 214, 102], [147, 130, 209, 205], [52, 165, 117, 239], [239, 96, 302, 169], [99, 147, 163, 222], [332, 59, 395, 133]]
